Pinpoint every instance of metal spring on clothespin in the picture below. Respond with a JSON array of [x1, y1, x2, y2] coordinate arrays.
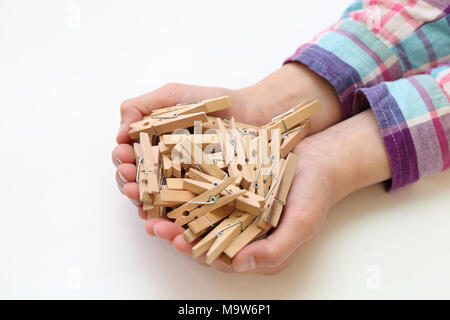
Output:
[[135, 156, 143, 183], [176, 100, 201, 106], [271, 108, 295, 122], [216, 220, 243, 237], [281, 124, 304, 139], [265, 177, 280, 201], [151, 113, 179, 119], [253, 158, 263, 189], [263, 155, 276, 183], [187, 195, 219, 205]]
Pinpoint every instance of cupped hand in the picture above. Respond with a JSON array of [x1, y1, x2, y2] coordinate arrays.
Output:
[[146, 109, 391, 275], [112, 63, 351, 273], [113, 62, 343, 205], [148, 135, 339, 274], [112, 82, 275, 212]]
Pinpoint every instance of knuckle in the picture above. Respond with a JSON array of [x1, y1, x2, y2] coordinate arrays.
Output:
[[261, 242, 283, 268], [159, 82, 182, 100], [290, 211, 321, 235], [160, 82, 180, 93], [120, 98, 137, 113]]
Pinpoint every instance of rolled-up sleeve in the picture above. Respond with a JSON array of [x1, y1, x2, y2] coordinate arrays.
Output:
[[285, 0, 450, 119], [285, 1, 450, 190], [355, 65, 450, 190]]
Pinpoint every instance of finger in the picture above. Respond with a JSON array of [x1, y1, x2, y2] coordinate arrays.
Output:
[[170, 234, 208, 268], [116, 170, 127, 188], [232, 157, 331, 274], [172, 233, 194, 254], [193, 253, 234, 273], [117, 179, 125, 195], [170, 233, 233, 273], [137, 205, 146, 219], [232, 206, 319, 273], [145, 218, 168, 236], [123, 182, 140, 201], [117, 163, 137, 182], [152, 220, 185, 241], [112, 144, 135, 166], [117, 105, 143, 144], [145, 218, 173, 236], [117, 83, 186, 144], [234, 234, 314, 275]]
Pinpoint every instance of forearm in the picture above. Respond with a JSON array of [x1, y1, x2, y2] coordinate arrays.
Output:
[[242, 62, 342, 133], [301, 109, 392, 205]]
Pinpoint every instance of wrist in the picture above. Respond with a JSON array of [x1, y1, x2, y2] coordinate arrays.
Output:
[[300, 109, 392, 205], [241, 62, 342, 133]]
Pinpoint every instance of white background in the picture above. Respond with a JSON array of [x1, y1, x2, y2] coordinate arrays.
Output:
[[1, 0, 449, 299]]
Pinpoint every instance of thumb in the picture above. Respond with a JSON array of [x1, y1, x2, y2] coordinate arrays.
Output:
[[232, 167, 329, 273], [116, 83, 186, 144], [232, 205, 321, 273]]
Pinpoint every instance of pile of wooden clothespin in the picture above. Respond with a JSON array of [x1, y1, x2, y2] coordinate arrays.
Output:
[[129, 96, 321, 266]]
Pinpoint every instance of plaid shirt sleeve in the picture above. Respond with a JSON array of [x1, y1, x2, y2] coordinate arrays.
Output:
[[285, 0, 450, 190], [355, 64, 450, 190]]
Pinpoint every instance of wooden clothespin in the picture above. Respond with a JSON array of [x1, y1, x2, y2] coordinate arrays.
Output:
[[192, 217, 235, 258], [280, 120, 310, 158], [169, 146, 183, 178], [166, 176, 241, 225], [158, 140, 171, 154], [134, 141, 161, 202], [161, 134, 219, 149], [160, 190, 197, 204], [227, 118, 252, 189], [186, 168, 264, 215], [176, 190, 244, 226], [129, 112, 208, 139], [220, 255, 233, 267], [263, 127, 281, 189], [206, 152, 226, 169], [162, 153, 172, 178], [223, 218, 265, 259], [165, 178, 184, 190], [191, 210, 246, 259], [263, 100, 321, 139], [188, 206, 235, 235], [216, 117, 232, 165], [179, 134, 227, 180], [146, 205, 165, 219], [133, 143, 153, 202], [143, 201, 155, 212], [153, 193, 178, 208], [151, 96, 231, 118], [183, 227, 209, 244], [253, 129, 271, 197], [258, 152, 299, 229], [138, 132, 160, 194], [246, 135, 259, 194], [205, 212, 254, 264], [222, 118, 259, 135], [202, 116, 220, 132]]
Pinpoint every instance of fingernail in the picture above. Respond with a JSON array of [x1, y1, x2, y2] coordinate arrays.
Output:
[[117, 170, 127, 183], [116, 171, 127, 187], [112, 151, 122, 166], [235, 256, 256, 272], [129, 199, 142, 207]]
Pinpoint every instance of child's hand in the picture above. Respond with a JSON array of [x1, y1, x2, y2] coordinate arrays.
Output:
[[146, 138, 335, 274], [113, 63, 342, 207], [112, 83, 266, 209], [147, 109, 391, 274]]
